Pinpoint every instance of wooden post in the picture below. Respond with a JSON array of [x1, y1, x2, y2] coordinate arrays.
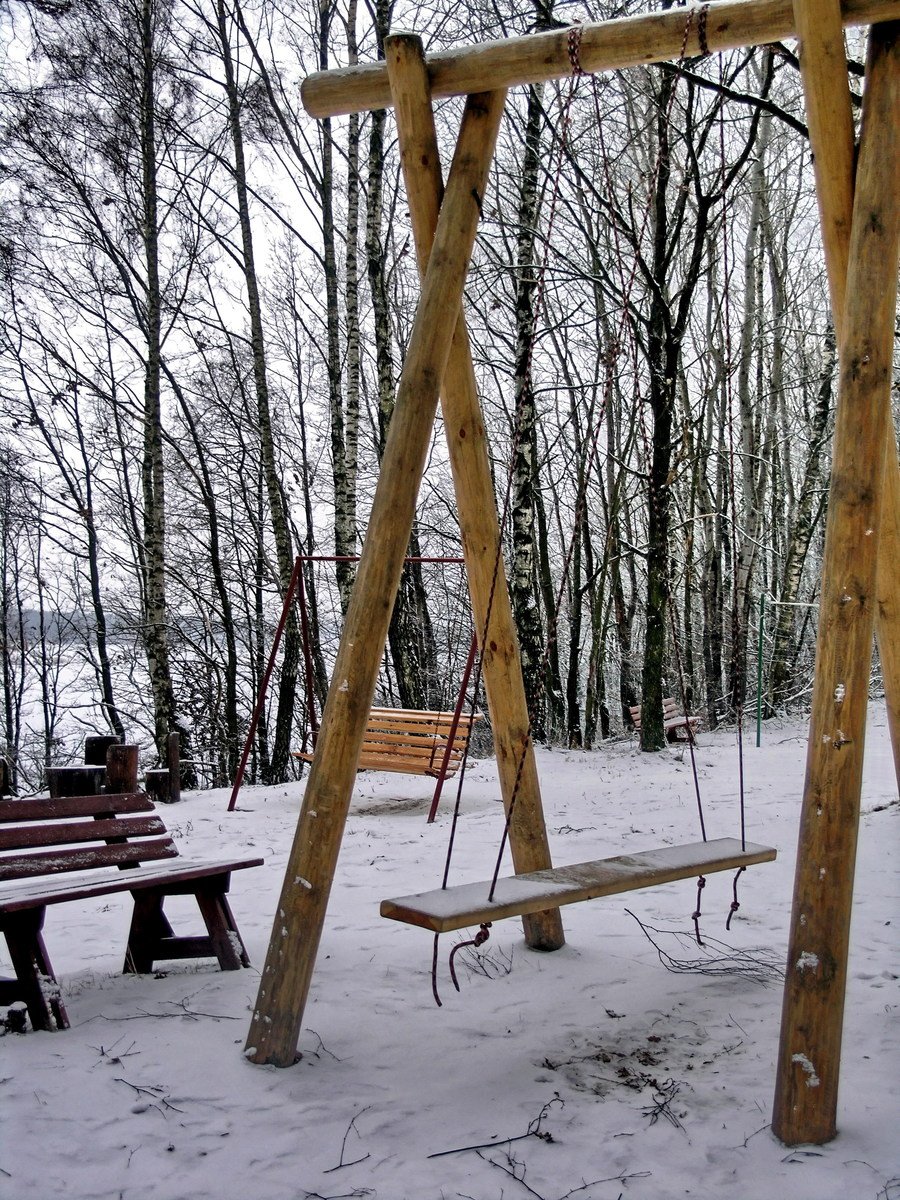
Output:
[[386, 34, 564, 951], [84, 735, 120, 767], [166, 732, 182, 804], [46, 765, 105, 798], [877, 448, 900, 780], [145, 768, 172, 804], [300, 0, 899, 117], [245, 89, 508, 1066], [772, 20, 900, 1145], [106, 744, 140, 794], [790, 0, 900, 785]]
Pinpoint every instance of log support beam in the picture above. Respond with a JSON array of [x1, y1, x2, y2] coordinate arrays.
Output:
[[386, 34, 564, 951], [301, 0, 899, 117], [245, 87, 508, 1066], [772, 18, 900, 1145]]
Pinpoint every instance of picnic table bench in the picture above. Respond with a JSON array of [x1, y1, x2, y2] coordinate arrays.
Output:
[[629, 697, 700, 743], [296, 707, 483, 778], [0, 791, 263, 1031]]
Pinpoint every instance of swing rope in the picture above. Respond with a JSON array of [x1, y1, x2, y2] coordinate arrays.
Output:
[[716, 48, 749, 928], [429, 3, 757, 995], [485, 4, 704, 901]]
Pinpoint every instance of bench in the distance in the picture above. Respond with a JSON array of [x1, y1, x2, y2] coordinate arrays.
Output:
[[0, 791, 263, 1031], [296, 707, 483, 778], [629, 697, 700, 743]]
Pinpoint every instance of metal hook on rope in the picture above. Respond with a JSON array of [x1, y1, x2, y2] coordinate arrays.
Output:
[[725, 865, 746, 930], [692, 875, 707, 946], [430, 924, 493, 1007], [449, 923, 492, 992]]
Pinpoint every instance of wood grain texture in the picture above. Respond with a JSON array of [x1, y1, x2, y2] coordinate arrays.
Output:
[[386, 33, 565, 952], [245, 89, 509, 1067], [772, 18, 900, 1146], [301, 0, 900, 117], [789, 0, 899, 783]]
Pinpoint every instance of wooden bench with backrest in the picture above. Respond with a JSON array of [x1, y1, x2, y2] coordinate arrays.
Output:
[[629, 697, 700, 743], [296, 707, 483, 778], [0, 791, 263, 1031]]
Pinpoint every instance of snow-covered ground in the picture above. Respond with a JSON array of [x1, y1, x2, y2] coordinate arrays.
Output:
[[1, 708, 897, 1200]]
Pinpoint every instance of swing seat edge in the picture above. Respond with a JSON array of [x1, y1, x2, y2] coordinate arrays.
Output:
[[380, 837, 776, 933]]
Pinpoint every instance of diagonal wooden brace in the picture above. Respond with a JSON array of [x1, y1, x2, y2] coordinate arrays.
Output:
[[773, 13, 900, 1145], [386, 33, 565, 953], [246, 86, 509, 1067]]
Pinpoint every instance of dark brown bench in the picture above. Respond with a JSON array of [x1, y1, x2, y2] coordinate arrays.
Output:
[[296, 707, 483, 778], [629, 697, 700, 743], [0, 791, 263, 1031]]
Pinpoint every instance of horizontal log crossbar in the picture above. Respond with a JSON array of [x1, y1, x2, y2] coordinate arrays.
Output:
[[380, 837, 777, 933], [301, 0, 898, 117]]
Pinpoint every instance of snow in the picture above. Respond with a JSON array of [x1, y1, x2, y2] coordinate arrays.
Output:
[[1, 708, 897, 1200]]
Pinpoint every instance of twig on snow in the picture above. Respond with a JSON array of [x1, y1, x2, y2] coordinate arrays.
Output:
[[324, 1106, 372, 1173], [303, 1028, 341, 1061], [428, 1095, 563, 1159], [626, 909, 783, 985]]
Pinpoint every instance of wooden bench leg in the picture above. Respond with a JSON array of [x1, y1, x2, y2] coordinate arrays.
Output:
[[195, 888, 249, 970], [124, 881, 250, 974], [2, 909, 69, 1031], [124, 891, 174, 974]]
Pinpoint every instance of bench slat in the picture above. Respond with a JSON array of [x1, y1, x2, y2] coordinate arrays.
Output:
[[0, 793, 154, 823], [0, 855, 265, 914], [381, 838, 777, 933], [368, 708, 481, 725], [360, 731, 463, 749], [629, 699, 699, 738], [364, 719, 476, 736], [0, 814, 169, 853], [1, 837, 180, 881]]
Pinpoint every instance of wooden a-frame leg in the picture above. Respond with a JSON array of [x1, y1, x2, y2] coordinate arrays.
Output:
[[245, 87, 508, 1067], [3, 909, 69, 1031], [875, 441, 900, 782], [788, 0, 900, 788], [386, 33, 565, 952], [773, 17, 900, 1146]]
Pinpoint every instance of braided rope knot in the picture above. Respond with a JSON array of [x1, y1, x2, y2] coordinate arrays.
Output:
[[567, 24, 584, 76]]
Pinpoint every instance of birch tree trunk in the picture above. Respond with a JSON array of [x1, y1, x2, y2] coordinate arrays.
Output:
[[215, 0, 300, 782], [137, 0, 191, 779], [511, 71, 551, 739], [768, 330, 836, 709]]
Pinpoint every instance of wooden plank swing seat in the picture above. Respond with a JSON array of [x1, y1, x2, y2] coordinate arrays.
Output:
[[381, 837, 776, 933], [295, 707, 482, 778], [0, 792, 263, 1031], [629, 698, 700, 743]]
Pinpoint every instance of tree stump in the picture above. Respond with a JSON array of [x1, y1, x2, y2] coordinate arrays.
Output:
[[47, 766, 106, 798], [145, 768, 173, 804], [83, 735, 121, 767], [166, 732, 182, 804], [106, 745, 140, 794]]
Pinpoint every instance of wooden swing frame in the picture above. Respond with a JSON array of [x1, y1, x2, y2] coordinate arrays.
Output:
[[245, 0, 900, 1152]]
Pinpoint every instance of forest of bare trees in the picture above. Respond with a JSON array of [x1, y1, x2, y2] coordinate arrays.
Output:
[[0, 0, 882, 793]]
